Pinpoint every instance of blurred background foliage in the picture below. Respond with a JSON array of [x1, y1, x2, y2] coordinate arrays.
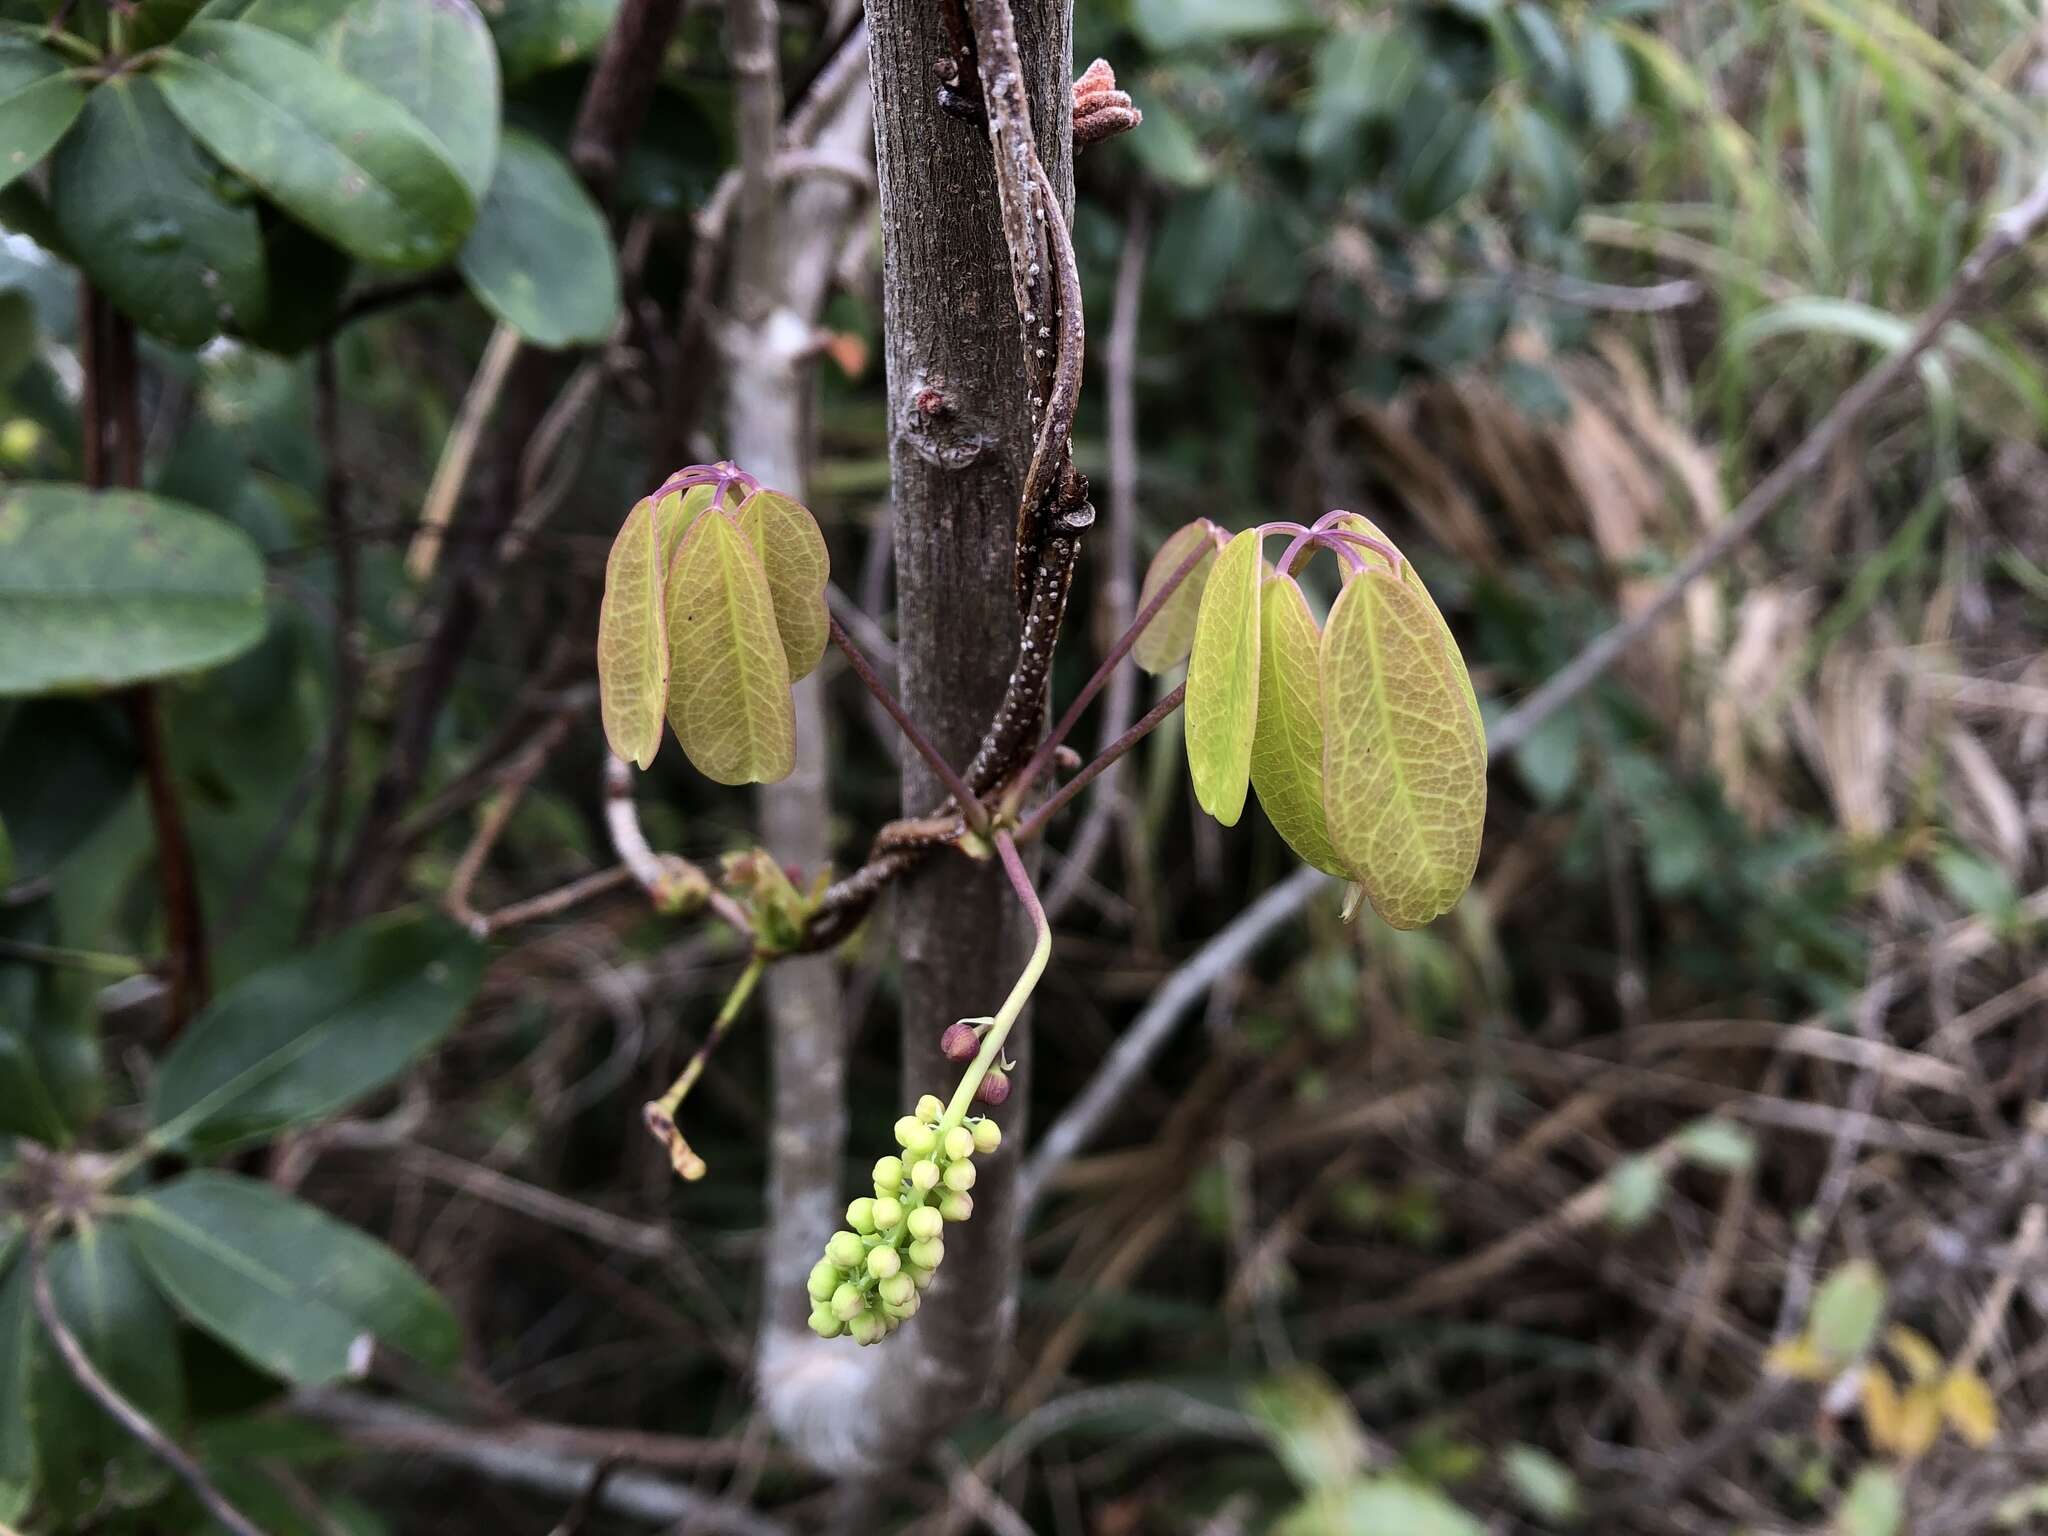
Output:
[[2, 0, 2047, 1530]]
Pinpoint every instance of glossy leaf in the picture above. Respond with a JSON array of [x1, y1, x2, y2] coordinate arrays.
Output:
[[486, 0, 621, 82], [49, 76, 267, 347], [597, 492, 668, 768], [0, 1246, 31, 1522], [1250, 576, 1345, 875], [31, 1225, 186, 1521], [0, 31, 86, 195], [0, 484, 268, 695], [736, 487, 831, 681], [1320, 568, 1487, 928], [127, 1171, 459, 1384], [664, 509, 795, 785], [128, 0, 210, 48], [151, 911, 487, 1153], [156, 20, 476, 269], [1132, 518, 1221, 674], [241, 0, 500, 201], [1184, 527, 1263, 826], [458, 129, 618, 347]]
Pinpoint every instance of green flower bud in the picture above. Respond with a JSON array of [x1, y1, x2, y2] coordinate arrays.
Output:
[[808, 1308, 844, 1338], [910, 1159, 942, 1192], [907, 1205, 944, 1242], [849, 1311, 886, 1346], [872, 1155, 906, 1192], [866, 1245, 902, 1280], [882, 1291, 920, 1321], [846, 1197, 877, 1235], [807, 1260, 841, 1301], [942, 1126, 976, 1163], [907, 1237, 945, 1270], [878, 1272, 915, 1307], [911, 1264, 936, 1292], [915, 1093, 944, 1122], [972, 1118, 1002, 1155], [939, 1189, 974, 1222], [831, 1282, 866, 1321], [826, 1231, 866, 1269], [905, 1124, 939, 1158], [872, 1196, 904, 1231], [943, 1159, 976, 1192], [893, 1115, 923, 1149]]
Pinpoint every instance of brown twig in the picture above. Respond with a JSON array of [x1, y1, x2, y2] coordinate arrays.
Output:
[[1014, 683, 1184, 846], [29, 1232, 267, 1536]]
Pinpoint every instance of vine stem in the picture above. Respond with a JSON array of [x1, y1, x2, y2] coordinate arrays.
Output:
[[1003, 534, 1209, 810], [941, 830, 1049, 1132], [1014, 683, 1183, 847], [828, 615, 989, 834]]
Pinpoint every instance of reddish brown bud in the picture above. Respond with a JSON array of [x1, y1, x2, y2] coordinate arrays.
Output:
[[975, 1068, 1011, 1105], [940, 1022, 980, 1062]]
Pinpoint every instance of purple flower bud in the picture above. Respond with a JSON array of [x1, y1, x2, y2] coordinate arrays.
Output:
[[940, 1022, 980, 1062], [975, 1067, 1011, 1105]]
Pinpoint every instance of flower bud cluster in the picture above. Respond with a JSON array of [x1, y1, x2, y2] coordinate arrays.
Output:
[[806, 1093, 1003, 1345]]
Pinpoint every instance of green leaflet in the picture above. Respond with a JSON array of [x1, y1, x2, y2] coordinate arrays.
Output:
[[736, 487, 831, 681], [0, 1244, 31, 1522], [1132, 518, 1222, 674], [156, 21, 476, 270], [0, 483, 268, 695], [1185, 527, 1263, 826], [597, 493, 667, 768], [1331, 511, 1481, 735], [664, 508, 795, 785], [127, 1171, 459, 1385], [0, 33, 87, 196], [457, 128, 619, 348], [1320, 567, 1486, 928], [1251, 575, 1346, 875]]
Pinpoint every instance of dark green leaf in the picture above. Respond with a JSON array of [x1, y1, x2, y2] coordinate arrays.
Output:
[[485, 0, 620, 82], [1394, 95, 1496, 222], [31, 1224, 187, 1521], [234, 210, 354, 354], [457, 128, 619, 347], [0, 31, 86, 194], [50, 76, 267, 347], [0, 484, 268, 694], [128, 1171, 460, 1383], [1302, 21, 1422, 158], [1126, 97, 1213, 188], [156, 20, 477, 269], [1130, 0, 1312, 51], [240, 0, 500, 202], [0, 700, 136, 884], [150, 910, 486, 1153], [1507, 102, 1580, 228], [128, 0, 209, 47], [0, 1244, 33, 1522], [1578, 24, 1634, 129]]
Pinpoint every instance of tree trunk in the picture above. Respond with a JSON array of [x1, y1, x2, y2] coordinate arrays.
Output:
[[871, 0, 1071, 1421]]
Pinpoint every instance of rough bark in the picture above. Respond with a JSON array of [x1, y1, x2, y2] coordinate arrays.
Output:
[[871, 0, 1071, 1426]]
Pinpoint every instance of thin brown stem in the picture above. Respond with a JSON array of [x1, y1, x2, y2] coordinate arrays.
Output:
[[29, 1232, 267, 1536], [1014, 682, 1183, 846], [1005, 534, 1207, 810], [828, 616, 988, 833]]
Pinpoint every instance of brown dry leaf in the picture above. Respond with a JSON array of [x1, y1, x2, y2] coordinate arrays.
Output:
[[1348, 397, 1500, 570]]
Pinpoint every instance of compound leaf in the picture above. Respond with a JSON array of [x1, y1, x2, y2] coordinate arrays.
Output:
[[1251, 575, 1346, 874], [736, 488, 830, 681], [1320, 568, 1486, 928], [1132, 518, 1221, 673], [1185, 527, 1263, 826], [664, 509, 795, 785]]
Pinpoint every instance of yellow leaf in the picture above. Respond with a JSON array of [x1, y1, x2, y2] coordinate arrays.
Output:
[[1185, 528, 1264, 826], [1894, 1386, 1942, 1461], [1885, 1325, 1943, 1386], [664, 508, 795, 785], [1331, 513, 1482, 739], [1860, 1367, 1903, 1452], [735, 488, 831, 681], [1133, 519, 1222, 674], [1320, 568, 1487, 929], [1764, 1336, 1829, 1381], [1940, 1368, 1998, 1447], [1251, 575, 1347, 875], [597, 494, 668, 769]]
